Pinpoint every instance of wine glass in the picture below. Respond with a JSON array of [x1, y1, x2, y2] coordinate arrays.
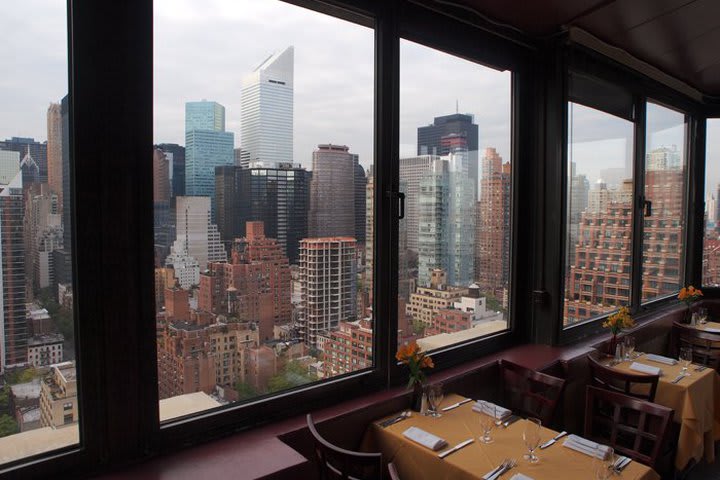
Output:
[[698, 307, 708, 325], [426, 383, 444, 418], [593, 446, 615, 480], [679, 347, 693, 376], [522, 417, 541, 463], [478, 401, 494, 443], [623, 336, 635, 360]]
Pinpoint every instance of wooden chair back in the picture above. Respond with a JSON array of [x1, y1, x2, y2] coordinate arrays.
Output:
[[500, 360, 566, 426], [673, 322, 720, 371], [587, 354, 659, 402], [584, 386, 673, 470], [307, 414, 383, 480]]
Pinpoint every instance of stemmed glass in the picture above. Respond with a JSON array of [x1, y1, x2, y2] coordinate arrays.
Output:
[[522, 417, 541, 463], [593, 446, 615, 480], [679, 347, 693, 376], [426, 383, 444, 418], [478, 401, 495, 444], [623, 336, 635, 360], [698, 307, 708, 325]]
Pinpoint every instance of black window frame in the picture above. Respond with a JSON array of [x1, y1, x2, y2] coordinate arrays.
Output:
[[550, 45, 706, 346]]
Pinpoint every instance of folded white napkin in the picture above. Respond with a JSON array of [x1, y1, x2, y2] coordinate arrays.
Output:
[[644, 353, 677, 365], [563, 434, 611, 459], [402, 426, 448, 451], [472, 401, 512, 420], [509, 474, 534, 480], [629, 362, 662, 376], [704, 327, 720, 333]]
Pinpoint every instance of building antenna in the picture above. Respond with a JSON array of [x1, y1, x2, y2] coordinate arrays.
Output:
[[456, 99, 459, 114]]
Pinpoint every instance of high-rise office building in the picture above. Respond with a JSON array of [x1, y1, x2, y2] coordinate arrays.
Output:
[[169, 196, 227, 272], [240, 46, 294, 167], [185, 101, 234, 209], [298, 237, 357, 348], [156, 143, 185, 197], [53, 95, 73, 294], [215, 164, 309, 263], [0, 166, 27, 371], [0, 137, 47, 184], [308, 144, 356, 238], [399, 155, 438, 251], [417, 113, 479, 198], [476, 148, 511, 295], [354, 163, 367, 244], [417, 150, 474, 288], [47, 102, 63, 210], [566, 162, 590, 267], [153, 149, 174, 266]]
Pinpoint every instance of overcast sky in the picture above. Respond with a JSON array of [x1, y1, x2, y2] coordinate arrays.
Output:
[[1, 0, 718, 202]]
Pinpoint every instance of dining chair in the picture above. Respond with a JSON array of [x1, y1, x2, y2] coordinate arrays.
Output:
[[387, 462, 401, 480], [672, 322, 720, 371], [306, 414, 383, 480], [584, 386, 673, 471], [587, 354, 659, 402], [500, 359, 566, 427]]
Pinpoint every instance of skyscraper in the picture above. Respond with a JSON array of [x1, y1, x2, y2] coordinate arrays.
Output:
[[308, 144, 356, 238], [240, 46, 294, 167], [156, 143, 185, 197], [476, 148, 511, 295], [47, 103, 63, 210], [184, 101, 234, 208], [215, 164, 309, 263], [354, 162, 367, 244], [399, 155, 437, 251], [0, 165, 26, 371], [298, 237, 357, 348], [169, 196, 227, 272], [417, 149, 474, 288], [153, 149, 174, 266], [52, 95, 73, 294], [417, 113, 479, 198], [0, 137, 47, 185]]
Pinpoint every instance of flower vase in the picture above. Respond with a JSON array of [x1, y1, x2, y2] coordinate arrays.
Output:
[[411, 382, 424, 412], [608, 333, 619, 356]]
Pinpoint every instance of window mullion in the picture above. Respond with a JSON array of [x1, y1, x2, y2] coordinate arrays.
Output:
[[630, 98, 646, 313]]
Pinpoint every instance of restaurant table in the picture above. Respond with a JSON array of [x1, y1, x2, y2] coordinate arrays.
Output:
[[696, 320, 720, 332], [363, 394, 659, 480], [611, 354, 720, 470]]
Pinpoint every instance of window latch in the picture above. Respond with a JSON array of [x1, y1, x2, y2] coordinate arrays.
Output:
[[387, 191, 405, 219]]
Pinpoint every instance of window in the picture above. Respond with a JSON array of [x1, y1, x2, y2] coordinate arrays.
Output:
[[641, 102, 687, 303], [703, 119, 720, 286], [154, 0, 374, 420], [564, 102, 634, 327], [0, 0, 80, 466], [398, 39, 512, 351]]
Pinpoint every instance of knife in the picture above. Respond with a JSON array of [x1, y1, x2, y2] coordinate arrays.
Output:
[[441, 398, 472, 412], [671, 372, 688, 384], [438, 438, 474, 459], [539, 430, 567, 449], [616, 456, 632, 471], [502, 415, 521, 428]]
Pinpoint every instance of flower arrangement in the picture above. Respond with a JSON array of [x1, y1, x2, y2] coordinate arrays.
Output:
[[678, 285, 703, 306], [396, 341, 434, 388], [602, 306, 634, 336]]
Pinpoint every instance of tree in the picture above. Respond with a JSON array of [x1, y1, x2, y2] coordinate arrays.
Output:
[[234, 381, 258, 401], [267, 361, 317, 393], [0, 414, 18, 438]]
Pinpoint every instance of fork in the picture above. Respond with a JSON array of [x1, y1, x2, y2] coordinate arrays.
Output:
[[488, 458, 516, 480], [694, 364, 708, 372], [482, 458, 510, 480]]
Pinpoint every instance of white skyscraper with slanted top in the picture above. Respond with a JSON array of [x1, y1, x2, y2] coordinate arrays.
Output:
[[240, 46, 294, 167]]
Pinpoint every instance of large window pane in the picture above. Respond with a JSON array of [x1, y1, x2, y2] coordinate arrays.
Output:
[[154, 0, 374, 421], [564, 103, 634, 327], [0, 0, 79, 464], [641, 103, 686, 302], [703, 119, 720, 286], [399, 40, 511, 352]]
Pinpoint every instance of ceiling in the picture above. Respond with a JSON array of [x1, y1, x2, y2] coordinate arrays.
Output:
[[450, 0, 720, 97]]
